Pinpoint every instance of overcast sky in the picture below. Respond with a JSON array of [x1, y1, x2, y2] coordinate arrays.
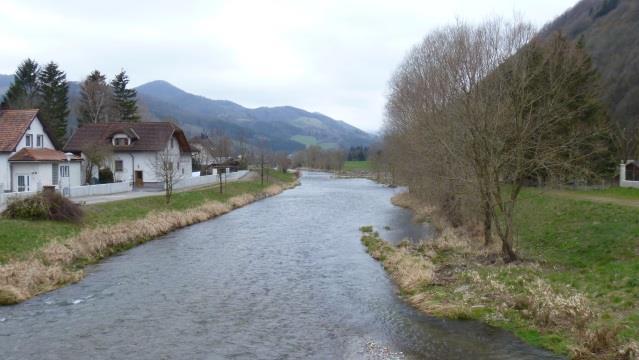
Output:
[[0, 0, 579, 132]]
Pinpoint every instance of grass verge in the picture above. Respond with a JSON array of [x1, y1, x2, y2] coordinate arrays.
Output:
[[0, 172, 298, 305], [361, 190, 639, 359], [343, 161, 372, 172]]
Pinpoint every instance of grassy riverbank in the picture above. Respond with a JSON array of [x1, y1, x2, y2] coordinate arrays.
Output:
[[0, 172, 298, 305], [362, 189, 639, 359], [343, 161, 372, 172]]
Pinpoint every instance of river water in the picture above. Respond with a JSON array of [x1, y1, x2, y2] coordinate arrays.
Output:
[[0, 172, 559, 359]]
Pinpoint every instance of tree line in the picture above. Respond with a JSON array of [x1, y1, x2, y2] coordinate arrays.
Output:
[[291, 145, 346, 171], [380, 18, 612, 262], [1, 58, 140, 144]]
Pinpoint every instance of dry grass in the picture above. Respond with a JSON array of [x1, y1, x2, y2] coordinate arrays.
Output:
[[391, 192, 435, 223], [367, 191, 639, 359], [0, 181, 297, 305]]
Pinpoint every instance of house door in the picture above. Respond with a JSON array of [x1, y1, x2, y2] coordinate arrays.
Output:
[[134, 171, 144, 187], [17, 175, 30, 192]]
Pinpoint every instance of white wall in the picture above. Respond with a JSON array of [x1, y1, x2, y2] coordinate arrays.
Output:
[[69, 181, 132, 198], [1, 116, 58, 192], [111, 153, 134, 183], [16, 116, 55, 150], [79, 134, 193, 185], [11, 162, 52, 192], [9, 161, 81, 192], [0, 153, 9, 192], [130, 135, 192, 184], [172, 170, 247, 190]]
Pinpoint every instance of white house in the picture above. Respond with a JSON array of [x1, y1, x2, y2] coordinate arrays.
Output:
[[0, 109, 82, 193], [64, 122, 192, 187]]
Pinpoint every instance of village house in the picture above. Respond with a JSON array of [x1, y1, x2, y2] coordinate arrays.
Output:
[[0, 109, 81, 193], [64, 122, 193, 188], [189, 137, 240, 176]]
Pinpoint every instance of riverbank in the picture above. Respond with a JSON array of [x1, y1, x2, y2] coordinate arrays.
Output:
[[362, 190, 639, 360], [0, 171, 298, 305]]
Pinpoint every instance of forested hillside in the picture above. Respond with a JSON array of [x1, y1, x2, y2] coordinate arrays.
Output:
[[135, 80, 374, 151], [541, 0, 639, 155]]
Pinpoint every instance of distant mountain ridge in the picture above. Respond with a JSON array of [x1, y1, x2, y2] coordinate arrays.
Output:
[[0, 76, 375, 152], [0, 74, 11, 96], [135, 80, 375, 151]]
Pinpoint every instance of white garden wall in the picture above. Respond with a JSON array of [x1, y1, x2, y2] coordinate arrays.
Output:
[[68, 181, 132, 198]]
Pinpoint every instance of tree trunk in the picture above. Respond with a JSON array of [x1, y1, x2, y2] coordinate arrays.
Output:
[[483, 202, 493, 246], [501, 235, 518, 263], [501, 215, 518, 262]]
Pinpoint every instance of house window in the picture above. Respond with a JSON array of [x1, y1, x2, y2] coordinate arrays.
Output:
[[25, 134, 33, 147], [17, 175, 29, 192], [52, 164, 59, 185], [171, 138, 174, 149], [115, 160, 124, 172], [114, 137, 129, 146], [37, 135, 43, 148], [59, 165, 69, 178]]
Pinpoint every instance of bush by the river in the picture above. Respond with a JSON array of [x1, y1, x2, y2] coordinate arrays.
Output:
[[2, 192, 84, 223]]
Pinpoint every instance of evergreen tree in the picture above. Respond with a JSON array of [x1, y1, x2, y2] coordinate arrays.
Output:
[[38, 62, 70, 143], [79, 70, 112, 124], [1, 58, 40, 109], [111, 70, 139, 122]]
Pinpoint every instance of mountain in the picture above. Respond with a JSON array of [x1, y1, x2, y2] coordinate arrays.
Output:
[[540, 0, 639, 128], [0, 76, 374, 152], [0, 74, 12, 96], [134, 80, 374, 152]]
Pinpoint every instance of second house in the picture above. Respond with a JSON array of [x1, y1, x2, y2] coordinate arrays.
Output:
[[64, 122, 192, 188]]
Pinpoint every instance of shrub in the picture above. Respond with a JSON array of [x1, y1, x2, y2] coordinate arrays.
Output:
[[99, 167, 114, 184], [3, 192, 84, 223]]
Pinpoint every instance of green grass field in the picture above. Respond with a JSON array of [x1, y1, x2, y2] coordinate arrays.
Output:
[[0, 173, 295, 263], [574, 186, 639, 200], [515, 189, 639, 345], [343, 160, 372, 171]]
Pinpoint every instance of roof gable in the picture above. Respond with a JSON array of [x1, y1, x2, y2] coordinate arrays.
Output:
[[0, 109, 40, 152], [64, 122, 191, 153]]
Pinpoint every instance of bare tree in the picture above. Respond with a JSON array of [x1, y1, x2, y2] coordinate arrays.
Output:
[[151, 149, 182, 204], [81, 143, 113, 184], [274, 152, 291, 173], [384, 18, 608, 262], [78, 70, 114, 125]]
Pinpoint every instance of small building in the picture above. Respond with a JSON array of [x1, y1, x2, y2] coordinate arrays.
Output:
[[64, 122, 192, 187], [619, 160, 639, 188], [0, 109, 81, 193]]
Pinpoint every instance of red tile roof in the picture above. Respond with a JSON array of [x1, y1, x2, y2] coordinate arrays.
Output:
[[8, 148, 80, 162], [64, 122, 191, 153], [0, 109, 40, 152]]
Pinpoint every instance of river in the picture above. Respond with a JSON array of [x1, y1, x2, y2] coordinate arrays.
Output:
[[0, 172, 559, 359]]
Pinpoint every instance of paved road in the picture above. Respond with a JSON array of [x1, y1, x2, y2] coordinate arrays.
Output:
[[73, 170, 250, 205]]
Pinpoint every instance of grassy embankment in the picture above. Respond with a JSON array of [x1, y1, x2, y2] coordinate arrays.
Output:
[[361, 188, 639, 359], [0, 171, 297, 305], [343, 160, 372, 172]]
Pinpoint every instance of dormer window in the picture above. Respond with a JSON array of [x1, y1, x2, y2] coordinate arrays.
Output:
[[113, 134, 130, 146]]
